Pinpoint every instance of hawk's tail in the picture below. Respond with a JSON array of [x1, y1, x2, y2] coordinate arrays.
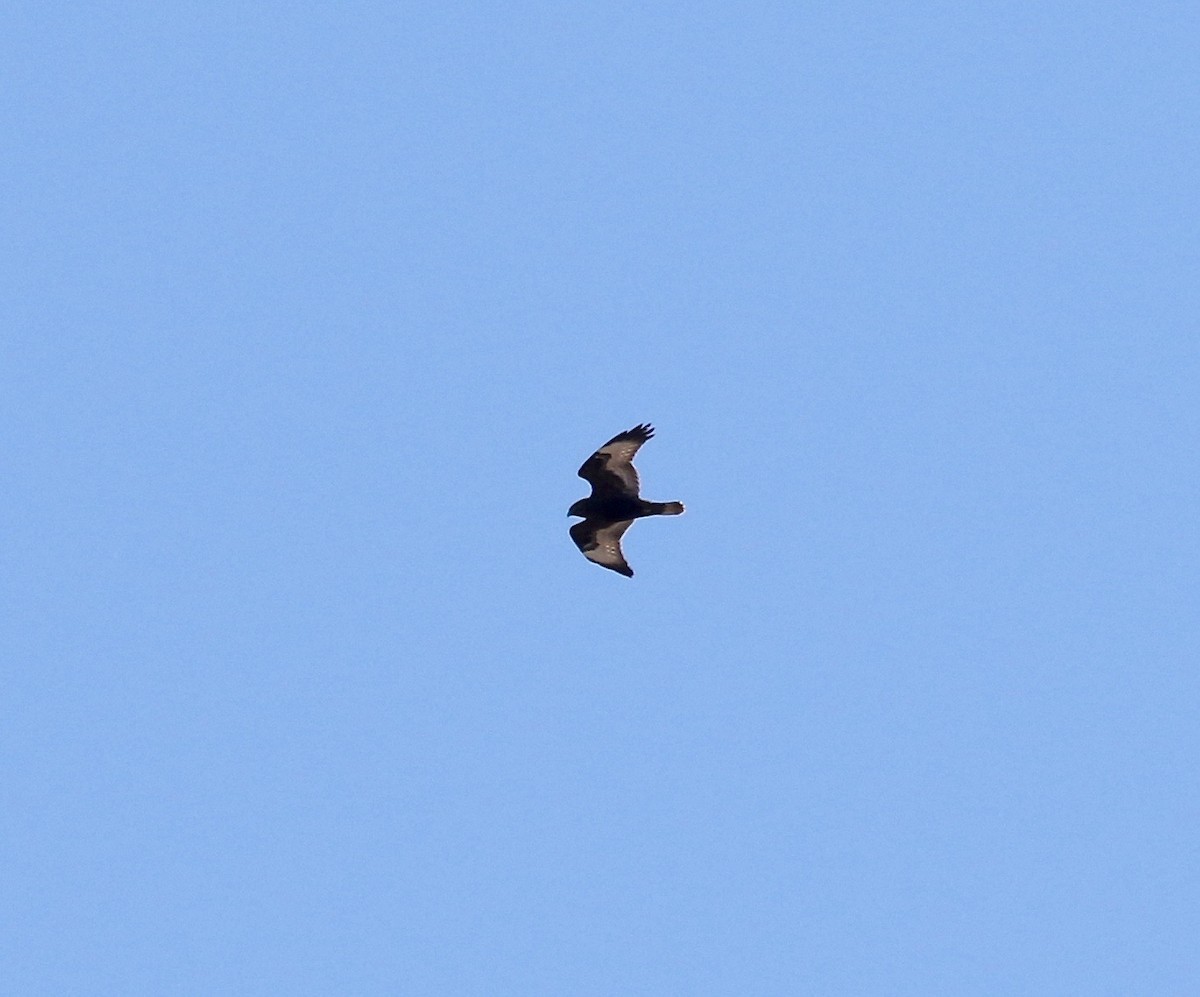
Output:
[[651, 501, 685, 516]]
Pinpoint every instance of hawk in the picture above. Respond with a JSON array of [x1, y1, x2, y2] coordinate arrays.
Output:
[[568, 423, 684, 577]]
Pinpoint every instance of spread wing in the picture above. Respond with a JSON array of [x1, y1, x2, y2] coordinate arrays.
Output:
[[577, 423, 654, 499], [569, 518, 635, 577]]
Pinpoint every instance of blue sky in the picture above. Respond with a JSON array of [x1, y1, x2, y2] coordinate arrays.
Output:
[[4, 3, 1198, 993]]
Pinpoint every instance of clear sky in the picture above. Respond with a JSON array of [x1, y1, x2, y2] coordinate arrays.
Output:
[[4, 3, 1198, 994]]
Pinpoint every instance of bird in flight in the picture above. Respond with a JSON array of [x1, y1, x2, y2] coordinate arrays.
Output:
[[568, 423, 684, 577]]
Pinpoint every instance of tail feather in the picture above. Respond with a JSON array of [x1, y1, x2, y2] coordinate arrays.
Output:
[[651, 501, 685, 516]]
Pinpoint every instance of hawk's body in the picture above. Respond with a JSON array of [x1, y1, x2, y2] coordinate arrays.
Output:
[[568, 424, 684, 577]]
